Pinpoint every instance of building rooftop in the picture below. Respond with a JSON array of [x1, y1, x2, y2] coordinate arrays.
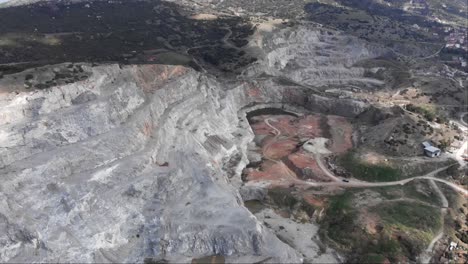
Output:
[[425, 146, 441, 153], [422, 141, 432, 148]]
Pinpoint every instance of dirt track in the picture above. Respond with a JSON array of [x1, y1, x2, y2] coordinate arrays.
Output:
[[419, 180, 448, 264], [258, 116, 468, 197], [299, 165, 468, 197]]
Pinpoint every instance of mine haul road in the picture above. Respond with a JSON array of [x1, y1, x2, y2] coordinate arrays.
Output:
[[302, 165, 468, 196], [262, 117, 468, 196], [254, 112, 466, 263]]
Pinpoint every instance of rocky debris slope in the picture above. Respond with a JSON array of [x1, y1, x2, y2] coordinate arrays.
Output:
[[0, 23, 385, 262]]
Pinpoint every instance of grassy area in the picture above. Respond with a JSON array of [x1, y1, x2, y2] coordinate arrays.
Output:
[[359, 253, 387, 264], [320, 190, 442, 262], [370, 201, 442, 259], [371, 181, 441, 206], [320, 191, 402, 262], [374, 201, 441, 234], [267, 188, 299, 210], [266, 188, 318, 220], [339, 152, 401, 182], [320, 192, 360, 247]]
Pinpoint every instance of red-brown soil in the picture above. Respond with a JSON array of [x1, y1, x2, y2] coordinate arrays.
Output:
[[246, 160, 297, 182], [244, 113, 353, 187], [263, 138, 298, 160], [303, 193, 326, 208]]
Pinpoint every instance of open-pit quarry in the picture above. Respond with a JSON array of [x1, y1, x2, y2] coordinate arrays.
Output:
[[0, 58, 367, 262], [1, 5, 467, 263]]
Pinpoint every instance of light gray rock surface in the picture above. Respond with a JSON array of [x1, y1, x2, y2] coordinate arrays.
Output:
[[0, 64, 302, 263], [0, 23, 383, 263], [244, 25, 383, 87], [254, 209, 342, 263]]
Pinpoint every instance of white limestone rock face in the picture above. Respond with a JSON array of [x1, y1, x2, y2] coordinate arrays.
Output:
[[0, 64, 305, 263]]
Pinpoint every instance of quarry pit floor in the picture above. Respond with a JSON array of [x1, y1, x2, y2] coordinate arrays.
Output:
[[243, 111, 353, 188]]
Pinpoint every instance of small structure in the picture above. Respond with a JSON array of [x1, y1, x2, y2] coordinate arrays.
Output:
[[422, 141, 441, 157], [449, 241, 458, 251]]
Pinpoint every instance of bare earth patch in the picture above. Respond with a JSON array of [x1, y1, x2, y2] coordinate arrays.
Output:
[[245, 113, 354, 187], [190, 14, 218, 20]]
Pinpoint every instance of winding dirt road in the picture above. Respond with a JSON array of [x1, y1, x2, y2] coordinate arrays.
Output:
[[262, 116, 468, 196], [302, 165, 468, 196], [263, 117, 281, 162], [265, 118, 281, 138], [256, 116, 467, 263], [419, 180, 448, 264], [263, 118, 299, 180]]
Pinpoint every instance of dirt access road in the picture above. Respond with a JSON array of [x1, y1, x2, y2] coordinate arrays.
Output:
[[261, 118, 468, 197], [418, 179, 449, 264], [301, 164, 468, 196], [264, 117, 282, 162], [251, 117, 466, 262]]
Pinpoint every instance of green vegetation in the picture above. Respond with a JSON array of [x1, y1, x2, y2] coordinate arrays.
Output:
[[319, 191, 404, 261], [406, 104, 438, 122], [406, 103, 449, 124], [267, 188, 299, 210], [266, 188, 317, 219], [374, 202, 441, 234], [320, 192, 358, 247], [339, 152, 401, 182], [0, 0, 254, 74], [320, 190, 442, 262], [244, 200, 266, 214], [191, 255, 225, 264], [359, 253, 387, 264], [370, 201, 442, 259], [372, 180, 443, 206], [437, 138, 453, 151]]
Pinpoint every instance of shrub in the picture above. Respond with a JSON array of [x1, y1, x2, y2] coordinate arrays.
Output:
[[406, 104, 439, 122]]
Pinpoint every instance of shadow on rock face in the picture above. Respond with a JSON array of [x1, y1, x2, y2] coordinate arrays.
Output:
[[0, 0, 255, 74]]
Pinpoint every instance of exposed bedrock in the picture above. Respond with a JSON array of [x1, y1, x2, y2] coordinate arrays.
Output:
[[0, 64, 303, 263], [244, 25, 384, 88], [0, 24, 384, 263]]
